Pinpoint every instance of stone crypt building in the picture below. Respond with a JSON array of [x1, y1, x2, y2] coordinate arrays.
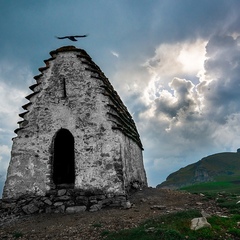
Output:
[[3, 46, 147, 207]]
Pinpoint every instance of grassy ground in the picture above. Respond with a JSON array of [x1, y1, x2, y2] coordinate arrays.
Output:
[[180, 175, 240, 194], [180, 178, 240, 216], [101, 210, 240, 240], [102, 181, 240, 239]]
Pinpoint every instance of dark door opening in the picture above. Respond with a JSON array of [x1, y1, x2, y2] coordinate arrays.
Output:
[[53, 129, 75, 186]]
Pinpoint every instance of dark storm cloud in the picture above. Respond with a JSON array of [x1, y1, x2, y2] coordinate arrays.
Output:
[[149, 0, 238, 44], [154, 78, 198, 120]]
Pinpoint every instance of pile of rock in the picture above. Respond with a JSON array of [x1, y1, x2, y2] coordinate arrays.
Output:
[[0, 188, 128, 219]]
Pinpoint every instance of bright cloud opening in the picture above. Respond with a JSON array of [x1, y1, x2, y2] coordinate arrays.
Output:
[[143, 39, 207, 105], [177, 40, 207, 74]]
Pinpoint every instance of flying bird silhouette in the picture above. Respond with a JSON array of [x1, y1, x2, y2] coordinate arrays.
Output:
[[55, 35, 88, 41]]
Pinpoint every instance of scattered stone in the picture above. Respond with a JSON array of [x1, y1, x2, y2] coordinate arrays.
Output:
[[145, 227, 156, 233], [190, 217, 211, 230], [96, 195, 106, 200], [122, 201, 132, 209], [174, 207, 184, 211], [150, 205, 166, 210], [89, 196, 97, 201], [89, 204, 102, 212], [57, 195, 71, 201], [56, 205, 65, 213], [89, 199, 98, 204], [22, 204, 39, 214], [0, 188, 235, 239], [66, 206, 87, 213], [44, 199, 52, 205], [0, 188, 130, 217], [217, 214, 229, 218], [58, 189, 67, 196], [76, 196, 88, 205], [115, 195, 127, 202], [201, 210, 211, 218], [101, 198, 112, 206], [54, 202, 64, 207]]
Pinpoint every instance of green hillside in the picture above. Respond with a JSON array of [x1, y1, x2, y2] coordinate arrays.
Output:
[[157, 152, 240, 189]]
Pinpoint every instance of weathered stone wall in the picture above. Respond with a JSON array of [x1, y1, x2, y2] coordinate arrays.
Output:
[[1, 188, 129, 219], [117, 132, 147, 191], [3, 46, 147, 200]]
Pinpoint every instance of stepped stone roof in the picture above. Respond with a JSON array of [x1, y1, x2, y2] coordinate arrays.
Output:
[[15, 46, 143, 149]]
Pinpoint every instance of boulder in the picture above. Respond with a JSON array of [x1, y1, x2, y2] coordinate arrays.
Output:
[[22, 204, 39, 214], [150, 205, 166, 210], [57, 189, 67, 196], [44, 199, 53, 206], [66, 206, 86, 213], [89, 204, 102, 212], [54, 202, 63, 207], [190, 217, 211, 230], [57, 195, 71, 201], [121, 201, 132, 209]]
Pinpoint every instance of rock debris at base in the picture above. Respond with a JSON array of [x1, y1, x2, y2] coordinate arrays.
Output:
[[0, 188, 231, 240]]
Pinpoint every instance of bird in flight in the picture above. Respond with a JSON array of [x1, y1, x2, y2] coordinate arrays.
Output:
[[55, 35, 88, 41]]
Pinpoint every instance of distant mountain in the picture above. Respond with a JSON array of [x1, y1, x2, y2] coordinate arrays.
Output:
[[157, 152, 240, 189]]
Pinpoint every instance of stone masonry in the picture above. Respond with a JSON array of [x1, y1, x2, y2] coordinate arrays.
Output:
[[2, 46, 147, 213]]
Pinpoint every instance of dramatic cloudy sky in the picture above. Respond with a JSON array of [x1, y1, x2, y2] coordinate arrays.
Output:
[[1, 0, 240, 196]]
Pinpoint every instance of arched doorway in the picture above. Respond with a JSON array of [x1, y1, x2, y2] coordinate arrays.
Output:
[[52, 129, 75, 186]]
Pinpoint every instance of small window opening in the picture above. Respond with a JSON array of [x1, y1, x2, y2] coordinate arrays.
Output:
[[53, 129, 75, 186], [63, 78, 67, 98]]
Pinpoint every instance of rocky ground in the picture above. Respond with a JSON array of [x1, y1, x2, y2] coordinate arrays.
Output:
[[0, 188, 228, 240]]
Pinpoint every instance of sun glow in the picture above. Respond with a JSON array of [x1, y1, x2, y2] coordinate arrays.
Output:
[[177, 40, 207, 74]]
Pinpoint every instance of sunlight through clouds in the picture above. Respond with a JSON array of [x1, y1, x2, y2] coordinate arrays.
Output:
[[144, 39, 207, 80], [143, 39, 207, 106], [137, 33, 240, 185], [177, 40, 207, 74], [142, 39, 207, 129]]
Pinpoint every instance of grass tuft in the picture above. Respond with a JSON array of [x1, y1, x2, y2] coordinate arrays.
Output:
[[12, 232, 24, 239], [92, 222, 102, 228]]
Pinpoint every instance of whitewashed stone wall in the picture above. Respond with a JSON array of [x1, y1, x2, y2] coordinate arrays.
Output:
[[3, 46, 147, 199]]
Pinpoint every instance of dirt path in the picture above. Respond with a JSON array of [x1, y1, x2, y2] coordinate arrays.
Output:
[[0, 188, 226, 240]]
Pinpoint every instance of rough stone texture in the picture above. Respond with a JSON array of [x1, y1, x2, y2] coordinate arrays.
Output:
[[65, 206, 87, 213], [0, 188, 129, 216], [3, 46, 147, 200], [150, 205, 167, 210], [0, 189, 234, 239], [190, 217, 212, 230], [57, 189, 67, 196], [22, 204, 39, 214]]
